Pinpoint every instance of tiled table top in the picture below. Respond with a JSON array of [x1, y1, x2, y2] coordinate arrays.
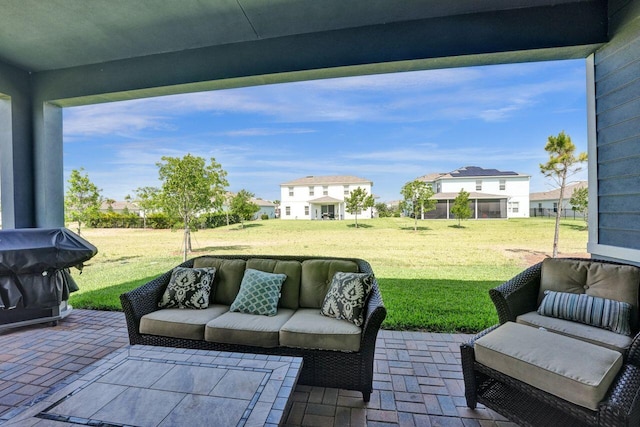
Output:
[[6, 345, 302, 427]]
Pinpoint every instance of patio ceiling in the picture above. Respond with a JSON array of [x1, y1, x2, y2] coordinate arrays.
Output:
[[0, 0, 608, 105]]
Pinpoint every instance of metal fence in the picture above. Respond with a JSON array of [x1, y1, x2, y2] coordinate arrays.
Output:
[[529, 208, 586, 219]]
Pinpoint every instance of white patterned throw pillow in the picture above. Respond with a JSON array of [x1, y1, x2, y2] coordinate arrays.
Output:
[[229, 269, 287, 316], [158, 267, 216, 309], [320, 272, 374, 326]]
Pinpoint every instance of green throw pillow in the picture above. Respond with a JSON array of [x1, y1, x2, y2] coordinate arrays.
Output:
[[229, 269, 287, 316], [159, 267, 216, 309], [320, 272, 374, 326], [538, 290, 632, 336]]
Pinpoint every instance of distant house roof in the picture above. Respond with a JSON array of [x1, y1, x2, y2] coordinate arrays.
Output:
[[530, 181, 588, 202], [99, 201, 140, 211], [281, 175, 372, 186], [417, 166, 527, 181], [224, 192, 276, 207], [253, 198, 276, 207]]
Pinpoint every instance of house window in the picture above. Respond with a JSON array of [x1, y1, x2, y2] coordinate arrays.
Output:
[[309, 186, 314, 196], [436, 183, 441, 193], [553, 202, 558, 213], [476, 180, 482, 191], [499, 180, 506, 191], [323, 186, 328, 196], [285, 206, 291, 216], [344, 185, 349, 195], [288, 187, 294, 197], [510, 201, 519, 213], [304, 206, 309, 216]]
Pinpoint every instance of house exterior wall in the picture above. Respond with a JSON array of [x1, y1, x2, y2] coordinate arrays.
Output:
[[588, 0, 640, 262], [280, 182, 373, 220], [435, 175, 530, 218], [254, 205, 276, 220]]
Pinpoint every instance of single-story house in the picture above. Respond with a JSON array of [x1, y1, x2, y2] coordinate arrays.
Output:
[[530, 181, 588, 218]]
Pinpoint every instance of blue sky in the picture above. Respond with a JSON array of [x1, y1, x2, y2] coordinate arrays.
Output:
[[63, 59, 588, 203]]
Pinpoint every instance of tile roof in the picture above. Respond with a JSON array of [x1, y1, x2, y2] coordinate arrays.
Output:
[[281, 175, 372, 186], [530, 181, 588, 201]]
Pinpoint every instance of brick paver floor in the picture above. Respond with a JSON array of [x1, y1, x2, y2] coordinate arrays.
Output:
[[0, 309, 516, 426]]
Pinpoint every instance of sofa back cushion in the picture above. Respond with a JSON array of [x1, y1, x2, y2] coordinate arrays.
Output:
[[300, 259, 359, 308], [193, 257, 246, 305], [246, 259, 301, 309], [539, 258, 640, 330]]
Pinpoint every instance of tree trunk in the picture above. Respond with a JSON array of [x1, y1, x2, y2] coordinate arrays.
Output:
[[355, 212, 358, 228], [553, 171, 567, 258], [182, 224, 191, 262]]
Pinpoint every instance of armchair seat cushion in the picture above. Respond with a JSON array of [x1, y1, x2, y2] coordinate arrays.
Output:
[[475, 322, 623, 411], [517, 311, 633, 352], [140, 305, 228, 340]]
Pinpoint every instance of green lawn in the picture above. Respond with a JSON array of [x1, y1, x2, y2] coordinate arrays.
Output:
[[70, 217, 589, 333]]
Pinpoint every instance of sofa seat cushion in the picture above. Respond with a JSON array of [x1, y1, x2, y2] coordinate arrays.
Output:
[[280, 308, 362, 352], [475, 322, 623, 411], [204, 308, 295, 348], [140, 305, 228, 340], [517, 312, 633, 352]]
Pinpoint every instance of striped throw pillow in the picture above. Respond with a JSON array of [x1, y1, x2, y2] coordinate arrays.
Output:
[[537, 290, 632, 336]]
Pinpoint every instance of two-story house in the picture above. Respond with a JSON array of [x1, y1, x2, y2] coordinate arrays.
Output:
[[416, 166, 530, 219], [280, 175, 374, 220]]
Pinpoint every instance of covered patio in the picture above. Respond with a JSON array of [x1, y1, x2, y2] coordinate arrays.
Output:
[[1, 1, 640, 426], [0, 309, 515, 426]]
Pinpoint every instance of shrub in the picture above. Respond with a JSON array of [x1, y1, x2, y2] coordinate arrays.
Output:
[[146, 213, 173, 229], [261, 214, 269, 220], [196, 212, 241, 229]]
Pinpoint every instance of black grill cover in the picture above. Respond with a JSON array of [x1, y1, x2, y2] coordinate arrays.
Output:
[[0, 228, 97, 274], [0, 228, 97, 310]]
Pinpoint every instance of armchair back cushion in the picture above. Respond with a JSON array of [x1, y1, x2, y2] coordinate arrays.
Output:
[[539, 258, 640, 330]]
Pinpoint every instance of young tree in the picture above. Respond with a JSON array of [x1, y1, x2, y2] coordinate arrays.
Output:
[[540, 131, 588, 257], [133, 186, 160, 229], [157, 154, 228, 261], [65, 168, 102, 235], [570, 186, 589, 225], [345, 187, 374, 228], [231, 190, 260, 228], [400, 180, 436, 231], [450, 189, 472, 227]]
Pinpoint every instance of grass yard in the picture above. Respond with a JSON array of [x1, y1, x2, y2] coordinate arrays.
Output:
[[69, 217, 589, 333]]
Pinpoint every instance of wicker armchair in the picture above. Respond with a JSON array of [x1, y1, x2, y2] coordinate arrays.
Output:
[[120, 255, 386, 402], [461, 258, 640, 427]]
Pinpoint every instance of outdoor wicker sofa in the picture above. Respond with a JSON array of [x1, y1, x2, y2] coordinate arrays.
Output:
[[461, 257, 640, 427], [120, 254, 386, 402]]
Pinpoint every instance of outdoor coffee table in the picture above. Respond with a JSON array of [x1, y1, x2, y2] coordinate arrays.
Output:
[[8, 345, 302, 427]]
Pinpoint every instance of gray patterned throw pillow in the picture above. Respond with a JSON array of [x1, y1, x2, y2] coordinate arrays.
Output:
[[159, 267, 216, 309], [320, 272, 374, 326], [229, 269, 287, 316]]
